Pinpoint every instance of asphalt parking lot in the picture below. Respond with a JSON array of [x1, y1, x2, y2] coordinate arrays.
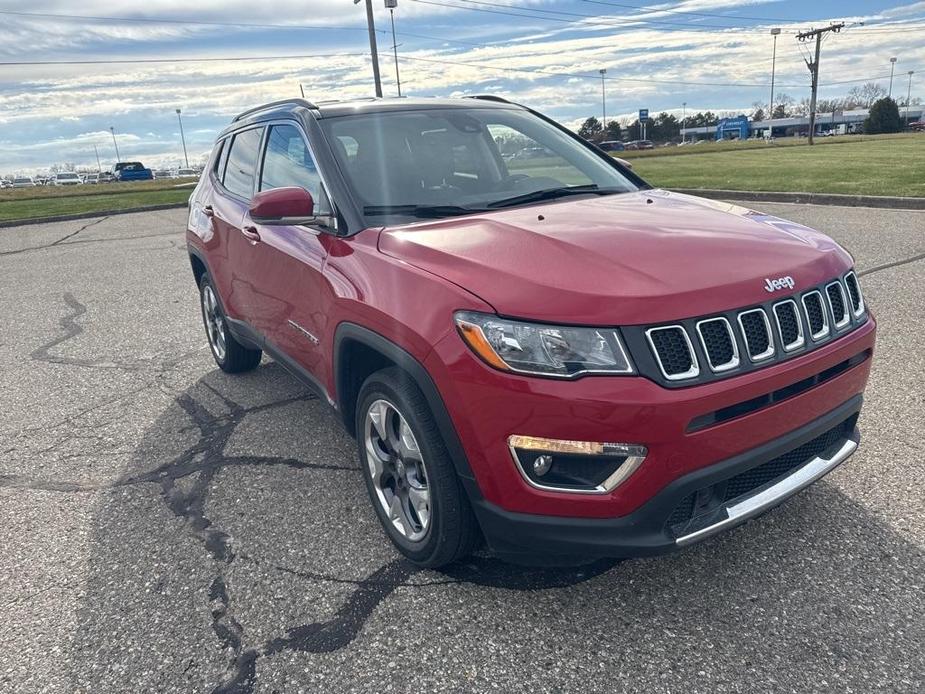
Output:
[[1, 203, 923, 693]]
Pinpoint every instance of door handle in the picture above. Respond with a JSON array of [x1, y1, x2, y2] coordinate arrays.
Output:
[[203, 205, 214, 217], [241, 225, 261, 243]]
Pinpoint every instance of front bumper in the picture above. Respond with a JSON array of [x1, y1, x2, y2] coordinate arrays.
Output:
[[428, 314, 874, 519], [469, 395, 862, 561]]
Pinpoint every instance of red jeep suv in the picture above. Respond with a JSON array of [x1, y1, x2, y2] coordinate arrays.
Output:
[[186, 97, 875, 567]]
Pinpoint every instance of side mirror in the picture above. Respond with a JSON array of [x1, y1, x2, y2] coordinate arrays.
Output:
[[249, 186, 315, 225]]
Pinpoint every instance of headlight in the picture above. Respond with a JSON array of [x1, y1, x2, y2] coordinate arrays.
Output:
[[455, 311, 634, 378]]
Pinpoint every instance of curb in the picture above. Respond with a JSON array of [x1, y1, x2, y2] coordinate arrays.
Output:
[[672, 189, 925, 210], [0, 203, 187, 229]]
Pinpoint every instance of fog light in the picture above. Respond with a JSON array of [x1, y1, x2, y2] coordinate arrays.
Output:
[[508, 435, 647, 494], [532, 454, 553, 476]]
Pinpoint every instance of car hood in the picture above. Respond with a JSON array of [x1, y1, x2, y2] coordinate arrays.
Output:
[[377, 190, 854, 325]]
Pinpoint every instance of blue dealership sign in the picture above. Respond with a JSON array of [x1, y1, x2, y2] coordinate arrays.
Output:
[[639, 109, 649, 122]]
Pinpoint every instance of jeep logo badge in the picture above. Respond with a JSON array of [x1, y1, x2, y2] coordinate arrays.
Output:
[[764, 276, 795, 293]]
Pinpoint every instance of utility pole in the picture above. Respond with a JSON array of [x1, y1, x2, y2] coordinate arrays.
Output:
[[176, 109, 189, 168], [769, 28, 781, 118], [889, 57, 897, 98], [93, 144, 102, 173], [109, 126, 121, 161], [599, 69, 607, 129], [385, 0, 401, 96], [796, 23, 844, 145], [682, 101, 686, 142], [356, 0, 383, 97], [907, 71, 915, 126]]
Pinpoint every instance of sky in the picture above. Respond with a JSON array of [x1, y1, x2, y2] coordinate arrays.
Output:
[[0, 0, 922, 174]]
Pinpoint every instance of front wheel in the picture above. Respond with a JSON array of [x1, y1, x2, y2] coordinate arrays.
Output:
[[356, 367, 481, 567]]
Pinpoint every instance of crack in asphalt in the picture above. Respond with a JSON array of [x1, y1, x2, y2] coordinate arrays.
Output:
[[859, 251, 925, 278], [0, 216, 109, 256], [0, 225, 178, 257], [21, 295, 619, 693]]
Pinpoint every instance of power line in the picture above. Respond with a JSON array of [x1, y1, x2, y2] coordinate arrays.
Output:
[[409, 0, 783, 32], [0, 53, 368, 67], [579, 0, 817, 23], [0, 9, 506, 52]]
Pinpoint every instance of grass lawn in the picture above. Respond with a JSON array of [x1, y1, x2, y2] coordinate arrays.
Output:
[[0, 187, 191, 222], [622, 133, 925, 197]]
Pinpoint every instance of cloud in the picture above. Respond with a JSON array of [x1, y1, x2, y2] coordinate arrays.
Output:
[[0, 0, 923, 172]]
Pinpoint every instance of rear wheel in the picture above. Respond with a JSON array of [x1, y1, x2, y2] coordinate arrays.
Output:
[[356, 367, 481, 567], [199, 274, 262, 373]]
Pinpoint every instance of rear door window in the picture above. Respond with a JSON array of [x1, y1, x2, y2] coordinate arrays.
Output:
[[223, 128, 263, 199]]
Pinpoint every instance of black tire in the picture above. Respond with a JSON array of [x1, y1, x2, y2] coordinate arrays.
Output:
[[356, 367, 481, 567], [198, 273, 262, 373]]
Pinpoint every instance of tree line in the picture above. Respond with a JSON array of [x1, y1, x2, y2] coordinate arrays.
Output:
[[577, 81, 922, 143]]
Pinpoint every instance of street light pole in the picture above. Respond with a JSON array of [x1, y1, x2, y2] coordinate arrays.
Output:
[[93, 144, 102, 173], [385, 0, 401, 97], [356, 0, 383, 97], [109, 126, 120, 161], [889, 57, 897, 98], [599, 69, 607, 130], [176, 108, 189, 169], [907, 71, 915, 126], [682, 101, 686, 142], [769, 28, 781, 118]]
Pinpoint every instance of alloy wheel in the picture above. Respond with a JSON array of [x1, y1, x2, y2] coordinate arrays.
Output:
[[364, 399, 432, 542], [202, 284, 227, 361]]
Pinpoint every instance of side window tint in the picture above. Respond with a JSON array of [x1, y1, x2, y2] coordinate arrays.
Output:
[[212, 139, 227, 178], [259, 124, 329, 212], [223, 128, 262, 199]]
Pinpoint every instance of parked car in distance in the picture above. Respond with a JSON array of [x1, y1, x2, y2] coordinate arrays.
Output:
[[598, 140, 625, 152], [176, 167, 199, 178], [626, 139, 654, 150], [52, 172, 82, 186], [187, 96, 875, 568], [1, 179, 12, 188], [111, 161, 153, 182], [84, 173, 100, 184], [153, 169, 173, 180], [12, 176, 37, 188]]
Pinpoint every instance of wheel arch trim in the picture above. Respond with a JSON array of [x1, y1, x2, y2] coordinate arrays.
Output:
[[334, 322, 480, 487]]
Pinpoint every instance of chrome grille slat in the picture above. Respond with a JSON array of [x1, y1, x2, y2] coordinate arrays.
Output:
[[645, 326, 699, 381], [696, 317, 739, 372], [826, 281, 850, 329], [737, 308, 775, 362], [844, 271, 864, 317], [801, 290, 830, 340], [773, 299, 805, 352]]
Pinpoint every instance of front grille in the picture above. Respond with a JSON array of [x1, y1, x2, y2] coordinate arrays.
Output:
[[826, 282, 849, 328], [774, 300, 804, 350], [696, 318, 738, 371], [646, 326, 698, 379], [845, 272, 863, 315], [630, 272, 866, 387], [666, 415, 857, 536], [738, 309, 773, 361], [802, 291, 829, 339]]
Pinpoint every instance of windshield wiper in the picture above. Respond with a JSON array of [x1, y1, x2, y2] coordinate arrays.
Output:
[[363, 204, 486, 218], [486, 184, 619, 209]]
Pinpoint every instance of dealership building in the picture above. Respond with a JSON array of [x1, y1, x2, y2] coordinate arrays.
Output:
[[681, 107, 924, 141]]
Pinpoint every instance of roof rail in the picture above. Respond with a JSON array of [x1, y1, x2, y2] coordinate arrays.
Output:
[[233, 98, 318, 122], [465, 94, 514, 104]]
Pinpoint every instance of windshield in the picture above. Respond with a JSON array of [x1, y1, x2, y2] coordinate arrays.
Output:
[[320, 107, 640, 224]]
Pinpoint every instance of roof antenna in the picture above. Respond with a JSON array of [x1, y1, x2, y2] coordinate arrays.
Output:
[[300, 83, 305, 98]]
